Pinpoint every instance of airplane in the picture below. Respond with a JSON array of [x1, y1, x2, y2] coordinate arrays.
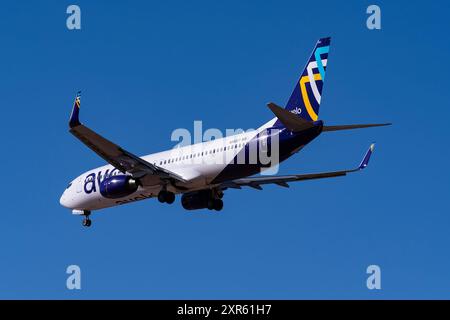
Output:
[[60, 37, 390, 227]]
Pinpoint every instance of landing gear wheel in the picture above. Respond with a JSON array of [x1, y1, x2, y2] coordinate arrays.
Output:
[[213, 199, 223, 211], [81, 210, 92, 227], [165, 192, 175, 204], [207, 199, 215, 210], [158, 191, 167, 203], [158, 190, 175, 204], [82, 218, 92, 227]]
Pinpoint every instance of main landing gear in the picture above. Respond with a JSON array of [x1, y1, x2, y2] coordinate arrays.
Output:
[[82, 211, 92, 227], [181, 189, 224, 211], [209, 189, 224, 211], [157, 190, 175, 204], [207, 198, 223, 211]]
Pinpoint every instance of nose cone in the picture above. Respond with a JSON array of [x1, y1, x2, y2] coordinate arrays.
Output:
[[59, 191, 71, 208]]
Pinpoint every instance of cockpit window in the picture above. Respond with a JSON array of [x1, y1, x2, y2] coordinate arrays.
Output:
[[66, 182, 72, 189]]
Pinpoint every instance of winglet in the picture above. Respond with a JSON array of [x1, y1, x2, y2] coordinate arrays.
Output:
[[69, 91, 82, 128], [358, 143, 375, 170]]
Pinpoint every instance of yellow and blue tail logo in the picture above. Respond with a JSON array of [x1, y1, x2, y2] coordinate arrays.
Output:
[[277, 37, 330, 124]]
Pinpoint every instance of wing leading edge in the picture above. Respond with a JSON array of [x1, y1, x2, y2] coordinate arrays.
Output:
[[68, 92, 186, 183], [221, 144, 376, 190]]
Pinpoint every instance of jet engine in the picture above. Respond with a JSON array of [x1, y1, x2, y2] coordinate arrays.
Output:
[[100, 175, 139, 199]]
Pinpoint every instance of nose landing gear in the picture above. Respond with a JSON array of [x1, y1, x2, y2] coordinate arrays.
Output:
[[81, 210, 92, 227], [82, 218, 92, 227]]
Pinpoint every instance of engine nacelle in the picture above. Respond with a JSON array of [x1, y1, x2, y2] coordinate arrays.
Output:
[[181, 190, 212, 210], [99, 175, 139, 199]]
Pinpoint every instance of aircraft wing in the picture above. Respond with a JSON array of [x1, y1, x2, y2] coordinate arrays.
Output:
[[67, 92, 186, 183], [221, 144, 375, 190]]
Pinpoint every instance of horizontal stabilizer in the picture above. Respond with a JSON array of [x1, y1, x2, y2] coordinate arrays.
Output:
[[267, 102, 314, 132], [323, 123, 391, 132]]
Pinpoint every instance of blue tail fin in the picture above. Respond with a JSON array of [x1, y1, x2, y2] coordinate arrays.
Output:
[[276, 37, 331, 125]]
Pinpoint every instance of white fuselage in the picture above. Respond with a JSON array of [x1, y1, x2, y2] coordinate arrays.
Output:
[[60, 119, 277, 211]]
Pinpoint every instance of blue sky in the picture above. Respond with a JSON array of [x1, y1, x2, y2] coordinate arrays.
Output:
[[0, 0, 449, 299]]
